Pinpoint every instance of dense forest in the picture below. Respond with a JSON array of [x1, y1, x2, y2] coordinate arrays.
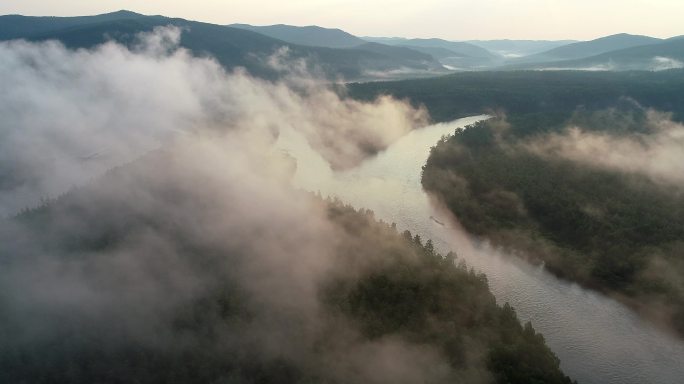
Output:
[[3, 7, 684, 383], [349, 69, 684, 336], [349, 69, 684, 124], [0, 148, 573, 384], [420, 113, 684, 336]]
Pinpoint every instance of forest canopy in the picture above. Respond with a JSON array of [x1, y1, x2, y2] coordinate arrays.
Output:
[[349, 68, 684, 337], [0, 141, 573, 384], [422, 111, 684, 337]]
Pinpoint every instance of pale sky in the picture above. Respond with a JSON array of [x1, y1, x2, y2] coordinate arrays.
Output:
[[1, 0, 682, 41]]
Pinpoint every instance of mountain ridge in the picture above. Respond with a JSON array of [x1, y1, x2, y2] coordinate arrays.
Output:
[[0, 11, 446, 80], [229, 23, 366, 48], [518, 33, 663, 63], [504, 38, 684, 71]]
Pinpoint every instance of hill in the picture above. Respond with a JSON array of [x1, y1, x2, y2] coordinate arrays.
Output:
[[0, 147, 573, 384], [349, 69, 684, 123], [528, 38, 684, 71], [354, 42, 434, 62], [226, 24, 443, 77], [0, 11, 445, 80], [422, 113, 684, 338], [518, 33, 662, 63], [229, 23, 365, 48], [465, 39, 577, 58], [0, 10, 143, 40], [364, 36, 500, 68], [348, 69, 684, 337], [399, 45, 467, 59], [365, 36, 497, 59]]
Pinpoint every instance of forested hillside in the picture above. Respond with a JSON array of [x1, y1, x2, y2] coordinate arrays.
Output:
[[421, 110, 684, 337], [0, 148, 572, 384], [0, 11, 445, 80], [350, 69, 684, 336], [516, 33, 662, 63], [349, 69, 684, 124]]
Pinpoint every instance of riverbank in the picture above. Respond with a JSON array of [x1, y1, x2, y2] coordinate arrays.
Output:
[[278, 116, 684, 384]]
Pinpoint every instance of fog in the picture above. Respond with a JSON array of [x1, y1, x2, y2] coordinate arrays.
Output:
[[538, 56, 684, 72], [0, 26, 475, 383], [652, 56, 684, 71], [527, 109, 684, 187], [0, 26, 426, 217]]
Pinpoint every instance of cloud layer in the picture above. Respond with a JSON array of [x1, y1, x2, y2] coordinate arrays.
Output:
[[0, 26, 426, 217], [0, 26, 466, 384], [526, 110, 684, 187]]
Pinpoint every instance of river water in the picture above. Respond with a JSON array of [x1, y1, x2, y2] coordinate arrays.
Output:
[[276, 116, 684, 384]]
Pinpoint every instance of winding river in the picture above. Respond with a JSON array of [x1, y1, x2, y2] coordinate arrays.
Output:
[[276, 116, 684, 384]]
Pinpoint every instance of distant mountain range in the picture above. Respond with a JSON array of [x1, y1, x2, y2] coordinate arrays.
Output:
[[0, 11, 445, 80], [245, 24, 683, 72], [529, 38, 684, 71], [0, 10, 143, 39], [465, 39, 578, 57], [229, 25, 504, 69], [229, 23, 365, 48], [362, 36, 501, 68], [363, 37, 497, 59], [1, 10, 682, 75], [505, 33, 684, 71], [516, 33, 663, 63]]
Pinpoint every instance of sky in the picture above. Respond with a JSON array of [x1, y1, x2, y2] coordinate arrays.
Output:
[[0, 0, 683, 41]]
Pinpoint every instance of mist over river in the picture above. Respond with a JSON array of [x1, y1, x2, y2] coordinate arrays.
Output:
[[276, 115, 684, 384]]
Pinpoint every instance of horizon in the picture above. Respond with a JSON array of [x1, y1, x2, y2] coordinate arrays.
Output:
[[0, 1, 682, 41]]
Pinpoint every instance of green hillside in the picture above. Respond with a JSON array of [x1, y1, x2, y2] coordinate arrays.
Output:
[[518, 33, 662, 63], [350, 69, 684, 336], [0, 149, 572, 384], [0, 10, 143, 39], [229, 23, 366, 48], [530, 39, 684, 71]]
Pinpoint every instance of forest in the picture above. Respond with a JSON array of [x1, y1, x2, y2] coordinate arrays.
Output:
[[2, 4, 684, 383], [348, 69, 684, 336], [349, 69, 684, 124], [0, 149, 573, 384], [421, 113, 684, 336]]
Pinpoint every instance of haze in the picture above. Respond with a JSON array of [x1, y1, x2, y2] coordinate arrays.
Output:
[[1, 0, 683, 40]]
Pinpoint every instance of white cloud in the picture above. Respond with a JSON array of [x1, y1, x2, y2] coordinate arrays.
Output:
[[651, 56, 684, 71], [526, 110, 684, 186], [0, 26, 426, 216]]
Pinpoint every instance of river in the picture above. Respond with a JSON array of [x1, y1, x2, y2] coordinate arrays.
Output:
[[276, 116, 684, 384]]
